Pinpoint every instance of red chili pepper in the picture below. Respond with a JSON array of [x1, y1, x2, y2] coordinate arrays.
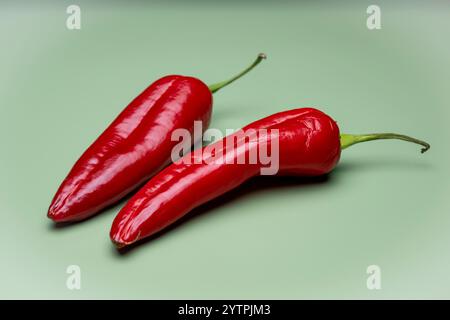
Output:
[[48, 54, 266, 222], [109, 107, 430, 248]]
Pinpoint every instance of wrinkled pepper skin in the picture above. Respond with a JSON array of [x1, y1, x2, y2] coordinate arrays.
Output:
[[110, 108, 341, 247], [48, 75, 212, 222]]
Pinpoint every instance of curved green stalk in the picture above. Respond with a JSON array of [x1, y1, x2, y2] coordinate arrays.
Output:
[[340, 133, 430, 153], [208, 53, 267, 93]]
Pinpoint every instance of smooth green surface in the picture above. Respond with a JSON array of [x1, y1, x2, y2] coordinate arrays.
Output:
[[1, 0, 449, 299]]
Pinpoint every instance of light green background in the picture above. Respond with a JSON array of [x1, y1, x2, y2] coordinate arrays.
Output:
[[1, 0, 449, 299]]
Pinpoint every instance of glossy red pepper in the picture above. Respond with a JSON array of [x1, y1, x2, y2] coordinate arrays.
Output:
[[48, 54, 266, 222], [110, 107, 430, 248]]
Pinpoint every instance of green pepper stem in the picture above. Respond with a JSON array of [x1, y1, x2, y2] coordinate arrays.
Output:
[[340, 133, 430, 153], [208, 53, 267, 93]]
